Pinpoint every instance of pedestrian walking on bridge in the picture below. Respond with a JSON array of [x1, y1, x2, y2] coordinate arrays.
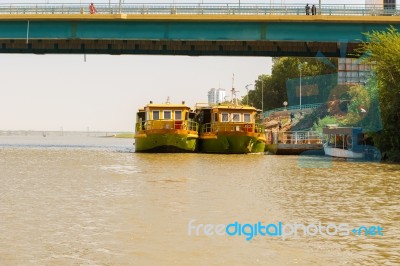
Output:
[[305, 4, 310, 15], [89, 3, 97, 14], [311, 5, 317, 15]]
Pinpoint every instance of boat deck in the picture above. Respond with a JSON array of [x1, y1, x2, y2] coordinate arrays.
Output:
[[265, 131, 323, 155]]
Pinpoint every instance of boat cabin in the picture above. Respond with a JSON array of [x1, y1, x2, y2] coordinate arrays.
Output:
[[198, 105, 258, 124], [196, 104, 263, 134], [136, 101, 196, 131], [322, 126, 364, 151]]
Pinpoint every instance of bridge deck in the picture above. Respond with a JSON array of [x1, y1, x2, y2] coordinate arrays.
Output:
[[0, 14, 400, 23], [0, 12, 398, 56]]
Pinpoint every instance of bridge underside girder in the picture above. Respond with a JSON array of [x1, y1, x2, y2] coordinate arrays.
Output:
[[0, 39, 360, 57]]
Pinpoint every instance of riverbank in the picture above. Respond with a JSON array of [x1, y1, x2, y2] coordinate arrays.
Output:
[[113, 133, 134, 138]]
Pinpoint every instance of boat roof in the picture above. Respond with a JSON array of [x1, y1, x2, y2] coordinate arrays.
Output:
[[144, 103, 191, 109], [212, 104, 257, 111], [322, 127, 363, 135]]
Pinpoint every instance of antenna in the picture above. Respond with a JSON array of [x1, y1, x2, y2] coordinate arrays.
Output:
[[230, 74, 240, 106]]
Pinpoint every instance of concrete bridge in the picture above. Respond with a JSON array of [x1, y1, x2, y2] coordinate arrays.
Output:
[[0, 3, 399, 57]]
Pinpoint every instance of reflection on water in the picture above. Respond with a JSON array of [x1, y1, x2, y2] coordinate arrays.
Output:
[[0, 136, 399, 265]]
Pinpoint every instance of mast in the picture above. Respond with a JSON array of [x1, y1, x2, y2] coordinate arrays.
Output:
[[231, 74, 239, 106]]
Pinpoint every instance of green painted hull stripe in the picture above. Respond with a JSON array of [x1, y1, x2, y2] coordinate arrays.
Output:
[[135, 133, 197, 152], [200, 135, 265, 154]]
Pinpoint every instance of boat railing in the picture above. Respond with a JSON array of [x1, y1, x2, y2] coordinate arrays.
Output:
[[266, 130, 322, 144], [136, 119, 198, 132], [201, 122, 264, 134]]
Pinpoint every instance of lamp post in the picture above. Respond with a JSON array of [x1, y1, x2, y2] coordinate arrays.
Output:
[[261, 79, 264, 118], [298, 62, 307, 110], [245, 84, 253, 105], [299, 64, 302, 110], [319, 0, 321, 15]]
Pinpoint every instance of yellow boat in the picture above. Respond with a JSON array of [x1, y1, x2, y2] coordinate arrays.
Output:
[[134, 100, 199, 152], [195, 90, 266, 154]]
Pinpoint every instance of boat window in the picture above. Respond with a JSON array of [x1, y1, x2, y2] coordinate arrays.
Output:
[[244, 113, 251, 122], [164, 110, 172, 120], [202, 109, 212, 123], [232, 113, 241, 122], [137, 111, 146, 125], [357, 133, 364, 145], [175, 110, 182, 120], [214, 112, 218, 122], [221, 113, 229, 122], [152, 110, 160, 120]]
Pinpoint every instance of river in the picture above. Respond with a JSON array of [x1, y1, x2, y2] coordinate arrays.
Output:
[[0, 135, 399, 265]]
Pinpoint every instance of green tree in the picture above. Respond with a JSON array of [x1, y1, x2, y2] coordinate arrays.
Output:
[[338, 76, 382, 132], [356, 26, 400, 162], [312, 116, 339, 132], [244, 57, 337, 112]]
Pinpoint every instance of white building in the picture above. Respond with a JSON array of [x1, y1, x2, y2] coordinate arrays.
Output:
[[207, 88, 226, 105]]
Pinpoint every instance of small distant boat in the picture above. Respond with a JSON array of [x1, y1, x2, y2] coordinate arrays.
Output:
[[322, 125, 365, 159], [195, 89, 266, 154], [134, 99, 199, 153]]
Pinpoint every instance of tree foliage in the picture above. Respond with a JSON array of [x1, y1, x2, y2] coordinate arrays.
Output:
[[356, 26, 400, 161], [312, 116, 339, 132], [244, 57, 337, 112]]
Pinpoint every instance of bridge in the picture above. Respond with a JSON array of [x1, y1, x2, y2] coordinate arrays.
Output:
[[0, 3, 399, 57]]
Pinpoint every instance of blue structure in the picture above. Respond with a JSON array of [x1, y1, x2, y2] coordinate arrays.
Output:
[[286, 73, 338, 106], [0, 3, 399, 56]]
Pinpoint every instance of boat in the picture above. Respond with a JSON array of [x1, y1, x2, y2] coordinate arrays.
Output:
[[134, 99, 199, 152], [195, 89, 266, 154], [322, 125, 365, 158]]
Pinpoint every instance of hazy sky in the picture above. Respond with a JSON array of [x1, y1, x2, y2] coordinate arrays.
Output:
[[0, 0, 365, 132], [0, 54, 273, 132]]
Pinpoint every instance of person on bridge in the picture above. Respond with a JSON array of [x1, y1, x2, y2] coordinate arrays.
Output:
[[311, 5, 317, 15], [89, 3, 97, 14], [305, 4, 310, 15]]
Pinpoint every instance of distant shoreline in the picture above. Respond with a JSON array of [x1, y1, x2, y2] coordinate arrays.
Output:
[[0, 130, 134, 138]]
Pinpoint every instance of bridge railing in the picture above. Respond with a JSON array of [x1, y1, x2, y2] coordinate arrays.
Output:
[[0, 3, 398, 16]]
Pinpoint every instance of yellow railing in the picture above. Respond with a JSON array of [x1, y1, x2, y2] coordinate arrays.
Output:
[[201, 122, 264, 134], [136, 119, 198, 132]]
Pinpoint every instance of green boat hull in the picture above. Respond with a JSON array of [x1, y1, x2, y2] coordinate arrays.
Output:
[[135, 133, 197, 153], [200, 135, 265, 154]]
